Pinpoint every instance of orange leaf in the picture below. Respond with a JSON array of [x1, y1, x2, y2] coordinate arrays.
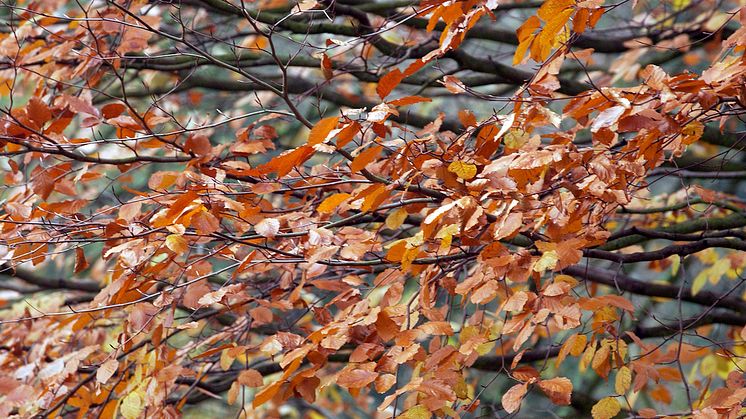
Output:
[[321, 53, 333, 80], [308, 116, 338, 146], [387, 96, 432, 107], [377, 69, 403, 99], [259, 145, 315, 177], [318, 193, 351, 214], [27, 97, 52, 128], [350, 145, 383, 173], [252, 381, 282, 408], [74, 247, 89, 273], [336, 121, 360, 147]]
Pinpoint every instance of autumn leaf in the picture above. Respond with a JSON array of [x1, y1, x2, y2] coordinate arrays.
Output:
[[120, 392, 144, 419], [5, 1, 746, 418], [537, 377, 573, 406], [401, 405, 430, 419], [377, 69, 404, 99], [308, 116, 338, 145], [615, 366, 632, 395], [238, 369, 264, 387], [350, 145, 383, 173], [96, 359, 119, 384], [253, 382, 282, 408], [388, 96, 432, 107], [165, 234, 188, 253], [448, 161, 477, 180], [385, 208, 408, 230], [337, 368, 378, 388], [318, 193, 351, 214], [321, 53, 333, 80], [502, 383, 528, 413], [533, 249, 559, 272], [255, 218, 280, 238], [592, 397, 621, 419]]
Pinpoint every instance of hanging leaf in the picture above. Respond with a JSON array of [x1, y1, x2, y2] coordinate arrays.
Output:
[[537, 377, 573, 406], [502, 383, 528, 413], [308, 117, 338, 146], [350, 145, 383, 173], [591, 397, 621, 419]]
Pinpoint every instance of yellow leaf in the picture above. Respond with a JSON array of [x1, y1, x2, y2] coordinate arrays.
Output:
[[682, 121, 704, 136], [556, 333, 587, 368], [401, 405, 430, 419], [385, 208, 408, 230], [537, 0, 576, 21], [165, 234, 188, 254], [533, 250, 559, 272], [448, 161, 477, 180], [708, 258, 730, 284], [691, 270, 708, 295], [592, 397, 621, 419], [536, 8, 574, 61], [220, 348, 235, 371], [119, 392, 143, 419], [615, 366, 632, 395], [436, 224, 459, 252], [400, 247, 419, 272], [670, 255, 680, 276], [673, 0, 691, 11], [579, 341, 596, 371], [318, 193, 351, 214], [504, 129, 529, 149]]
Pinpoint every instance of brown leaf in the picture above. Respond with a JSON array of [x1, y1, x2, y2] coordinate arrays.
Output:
[[537, 377, 572, 406], [237, 369, 264, 387], [502, 382, 527, 413], [337, 368, 378, 389]]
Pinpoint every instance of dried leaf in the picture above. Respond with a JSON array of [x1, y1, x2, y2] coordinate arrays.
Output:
[[591, 397, 621, 419], [255, 218, 280, 238], [308, 116, 338, 146], [502, 382, 527, 413], [318, 193, 350, 214], [537, 377, 572, 406], [448, 161, 477, 180], [96, 359, 119, 384], [615, 366, 632, 395]]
